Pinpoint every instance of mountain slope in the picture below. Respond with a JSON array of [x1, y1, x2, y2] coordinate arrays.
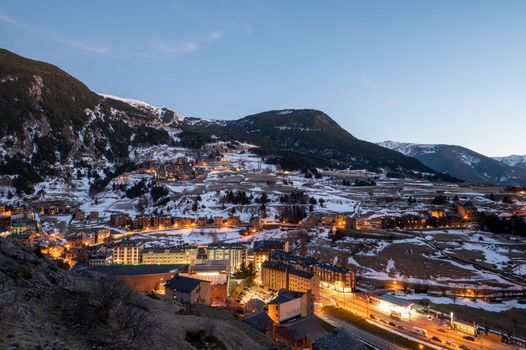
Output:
[[0, 237, 281, 350], [494, 155, 526, 171], [0, 48, 455, 195], [181, 109, 454, 180], [379, 141, 526, 185], [0, 49, 180, 192]]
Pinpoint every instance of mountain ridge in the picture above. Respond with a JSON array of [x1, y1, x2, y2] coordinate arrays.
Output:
[[379, 141, 526, 186], [0, 48, 456, 195]]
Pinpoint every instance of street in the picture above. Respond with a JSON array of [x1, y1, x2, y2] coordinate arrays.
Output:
[[319, 288, 515, 350]]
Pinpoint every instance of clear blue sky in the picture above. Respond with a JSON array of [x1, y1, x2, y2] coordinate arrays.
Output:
[[1, 0, 525, 157]]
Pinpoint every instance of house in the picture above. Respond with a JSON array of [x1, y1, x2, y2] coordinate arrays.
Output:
[[165, 276, 211, 305], [273, 316, 327, 350], [74, 210, 85, 221], [241, 311, 274, 334], [267, 290, 314, 324]]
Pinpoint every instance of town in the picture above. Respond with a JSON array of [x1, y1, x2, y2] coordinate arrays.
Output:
[[2, 142, 526, 350]]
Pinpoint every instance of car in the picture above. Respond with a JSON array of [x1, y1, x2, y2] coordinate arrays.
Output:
[[379, 318, 388, 324], [431, 336, 442, 343], [459, 345, 471, 350], [437, 327, 446, 333], [397, 325, 405, 330], [389, 321, 397, 327], [446, 340, 457, 348], [463, 335, 475, 342]]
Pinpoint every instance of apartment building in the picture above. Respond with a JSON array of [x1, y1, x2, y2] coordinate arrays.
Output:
[[112, 239, 145, 264]]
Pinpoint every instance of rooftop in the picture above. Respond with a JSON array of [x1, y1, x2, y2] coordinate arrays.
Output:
[[269, 290, 305, 305], [88, 264, 184, 276], [240, 311, 274, 332], [377, 293, 414, 308], [165, 276, 208, 292]]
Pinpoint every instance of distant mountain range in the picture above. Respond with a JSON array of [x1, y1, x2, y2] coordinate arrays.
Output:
[[493, 155, 526, 171], [0, 48, 457, 194], [379, 141, 526, 186]]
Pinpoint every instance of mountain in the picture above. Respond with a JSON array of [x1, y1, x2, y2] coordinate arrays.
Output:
[[0, 49, 180, 192], [0, 237, 281, 350], [0, 48, 454, 195], [493, 155, 526, 171], [181, 109, 454, 180], [379, 141, 526, 186]]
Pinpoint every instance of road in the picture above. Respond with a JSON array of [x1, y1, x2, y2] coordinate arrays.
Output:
[[320, 288, 514, 350], [317, 310, 408, 350]]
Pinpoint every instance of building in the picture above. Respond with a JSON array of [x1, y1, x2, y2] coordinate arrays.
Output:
[[110, 213, 130, 227], [381, 215, 427, 230], [88, 264, 183, 292], [241, 311, 274, 334], [0, 214, 12, 228], [141, 246, 198, 265], [165, 276, 211, 305], [94, 228, 110, 244], [207, 243, 247, 272], [272, 251, 356, 292], [261, 261, 320, 299], [88, 211, 99, 221], [273, 316, 327, 350], [452, 319, 477, 336], [266, 290, 314, 324], [134, 216, 152, 229], [456, 202, 478, 221], [370, 294, 414, 319], [112, 239, 145, 265], [11, 218, 38, 234], [87, 252, 112, 267], [151, 215, 172, 228], [185, 260, 230, 285], [74, 210, 85, 221], [254, 240, 289, 271]]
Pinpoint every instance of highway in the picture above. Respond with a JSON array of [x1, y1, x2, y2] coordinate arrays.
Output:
[[320, 288, 514, 350]]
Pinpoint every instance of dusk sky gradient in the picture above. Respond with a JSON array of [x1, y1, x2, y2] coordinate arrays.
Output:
[[1, 0, 525, 157]]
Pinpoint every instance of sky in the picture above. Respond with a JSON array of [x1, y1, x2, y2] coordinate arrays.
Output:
[[1, 0, 525, 157]]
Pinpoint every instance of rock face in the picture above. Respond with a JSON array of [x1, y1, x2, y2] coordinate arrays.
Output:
[[379, 141, 526, 186], [0, 238, 282, 350]]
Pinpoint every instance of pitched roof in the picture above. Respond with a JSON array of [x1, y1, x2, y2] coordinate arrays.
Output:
[[165, 276, 208, 292], [241, 311, 274, 332], [269, 290, 304, 305]]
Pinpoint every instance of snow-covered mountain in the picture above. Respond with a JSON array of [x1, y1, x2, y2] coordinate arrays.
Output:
[[0, 48, 455, 196], [493, 155, 526, 171], [378, 141, 526, 186]]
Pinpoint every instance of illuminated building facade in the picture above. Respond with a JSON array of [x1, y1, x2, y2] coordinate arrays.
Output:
[[142, 246, 198, 265], [112, 239, 145, 264]]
